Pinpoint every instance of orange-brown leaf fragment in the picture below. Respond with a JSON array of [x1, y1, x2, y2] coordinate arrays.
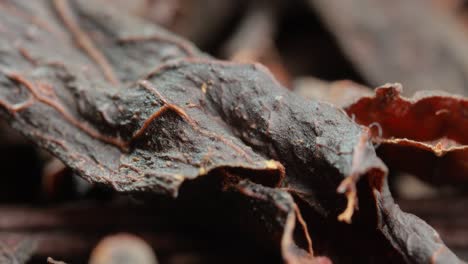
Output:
[[346, 84, 468, 185]]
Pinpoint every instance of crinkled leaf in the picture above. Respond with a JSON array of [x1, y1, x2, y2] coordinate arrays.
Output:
[[225, 179, 331, 264], [0, 1, 461, 264], [0, 0, 284, 196], [295, 81, 464, 262], [373, 180, 461, 263], [297, 80, 468, 186], [346, 84, 468, 185], [0, 0, 386, 222]]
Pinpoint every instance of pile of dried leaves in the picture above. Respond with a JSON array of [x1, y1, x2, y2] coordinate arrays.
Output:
[[0, 0, 466, 263]]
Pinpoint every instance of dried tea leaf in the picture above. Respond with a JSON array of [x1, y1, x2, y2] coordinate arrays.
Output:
[[398, 194, 468, 252], [0, 0, 386, 223], [292, 176, 462, 263], [309, 0, 468, 96], [0, 0, 284, 196], [144, 58, 389, 224], [294, 80, 465, 262], [225, 179, 331, 264], [372, 181, 461, 263], [296, 80, 468, 186], [346, 84, 468, 185], [1, 1, 460, 263]]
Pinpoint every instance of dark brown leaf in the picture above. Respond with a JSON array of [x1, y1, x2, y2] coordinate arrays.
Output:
[[0, 1, 461, 263], [225, 179, 331, 264], [296, 177, 462, 263], [0, 0, 285, 197], [373, 180, 461, 263], [0, 0, 386, 223], [398, 195, 468, 254]]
